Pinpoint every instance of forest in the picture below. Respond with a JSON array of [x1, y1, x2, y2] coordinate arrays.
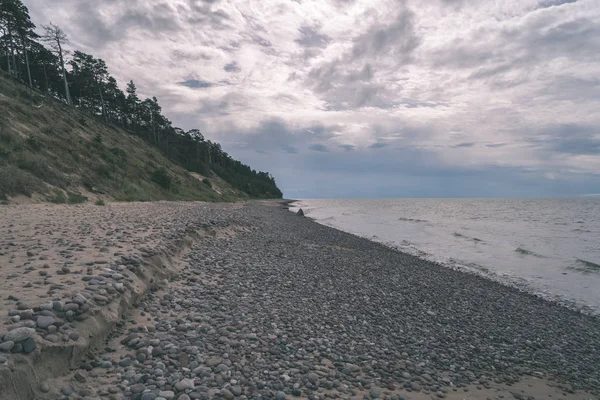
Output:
[[0, 0, 282, 199]]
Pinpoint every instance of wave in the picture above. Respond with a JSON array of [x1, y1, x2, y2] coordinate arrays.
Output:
[[515, 247, 545, 258], [453, 232, 484, 243], [576, 258, 600, 271], [398, 217, 428, 223]]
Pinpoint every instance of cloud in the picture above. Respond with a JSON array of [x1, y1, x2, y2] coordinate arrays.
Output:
[[223, 61, 240, 72], [177, 79, 213, 89], [533, 124, 600, 155], [22, 0, 600, 198], [295, 25, 330, 48], [308, 144, 329, 152], [536, 0, 577, 10]]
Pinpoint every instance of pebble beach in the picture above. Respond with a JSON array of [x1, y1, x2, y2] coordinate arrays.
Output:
[[1, 201, 599, 400]]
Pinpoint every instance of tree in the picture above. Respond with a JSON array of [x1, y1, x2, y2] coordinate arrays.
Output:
[[69, 51, 109, 116], [41, 22, 71, 104], [12, 0, 36, 87], [28, 41, 61, 93], [125, 80, 140, 129]]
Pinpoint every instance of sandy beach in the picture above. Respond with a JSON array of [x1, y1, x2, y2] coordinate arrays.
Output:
[[0, 201, 599, 400]]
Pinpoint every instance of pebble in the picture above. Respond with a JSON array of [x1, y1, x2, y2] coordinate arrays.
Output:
[[36, 315, 55, 329], [40, 382, 50, 393], [0, 341, 15, 352], [175, 378, 195, 391], [3, 327, 35, 342], [21, 338, 36, 354]]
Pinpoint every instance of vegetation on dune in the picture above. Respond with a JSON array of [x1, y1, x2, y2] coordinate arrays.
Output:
[[0, 0, 283, 201]]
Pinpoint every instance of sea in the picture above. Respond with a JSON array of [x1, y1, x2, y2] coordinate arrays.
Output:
[[289, 198, 600, 314]]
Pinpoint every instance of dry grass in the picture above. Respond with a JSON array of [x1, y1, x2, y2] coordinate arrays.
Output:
[[0, 74, 244, 203]]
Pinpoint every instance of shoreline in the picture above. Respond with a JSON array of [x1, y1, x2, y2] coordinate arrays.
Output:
[[287, 200, 599, 317], [0, 201, 599, 399]]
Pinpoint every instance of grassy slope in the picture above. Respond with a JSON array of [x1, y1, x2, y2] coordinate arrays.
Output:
[[0, 74, 248, 203]]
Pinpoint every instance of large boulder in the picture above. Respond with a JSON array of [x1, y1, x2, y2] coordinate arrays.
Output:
[[297, 208, 305, 217]]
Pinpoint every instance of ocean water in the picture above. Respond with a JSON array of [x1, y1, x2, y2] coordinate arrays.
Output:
[[289, 198, 600, 314]]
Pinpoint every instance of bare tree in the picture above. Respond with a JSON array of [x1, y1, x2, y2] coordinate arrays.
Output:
[[41, 22, 71, 104]]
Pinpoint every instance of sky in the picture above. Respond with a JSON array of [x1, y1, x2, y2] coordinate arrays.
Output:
[[23, 0, 600, 198]]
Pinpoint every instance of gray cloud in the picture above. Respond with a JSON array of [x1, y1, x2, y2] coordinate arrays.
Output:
[[308, 144, 329, 152], [23, 0, 600, 198], [533, 124, 600, 155], [350, 7, 421, 64], [177, 79, 213, 89], [295, 25, 330, 48], [536, 0, 577, 10], [224, 61, 241, 72]]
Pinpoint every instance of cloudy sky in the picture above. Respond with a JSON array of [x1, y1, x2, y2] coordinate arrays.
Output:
[[24, 0, 600, 198]]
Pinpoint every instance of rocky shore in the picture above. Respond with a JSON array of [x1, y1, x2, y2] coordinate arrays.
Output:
[[1, 201, 599, 400]]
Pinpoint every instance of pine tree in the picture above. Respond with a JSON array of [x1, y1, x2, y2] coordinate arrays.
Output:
[[41, 22, 71, 104]]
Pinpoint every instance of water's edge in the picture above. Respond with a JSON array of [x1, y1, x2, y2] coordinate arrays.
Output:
[[288, 200, 598, 316]]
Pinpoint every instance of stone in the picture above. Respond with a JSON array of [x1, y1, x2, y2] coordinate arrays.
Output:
[[410, 382, 422, 392], [141, 394, 157, 400], [0, 356, 7, 364], [221, 389, 234, 400], [22, 338, 36, 354], [297, 208, 305, 216], [159, 391, 176, 399], [276, 391, 286, 400], [4, 327, 35, 342], [131, 383, 146, 394], [175, 378, 195, 391], [231, 386, 242, 396], [45, 334, 58, 343], [308, 373, 319, 383], [74, 371, 87, 383], [178, 395, 191, 400], [0, 341, 15, 352], [69, 332, 80, 341], [36, 315, 55, 329], [40, 382, 50, 393]]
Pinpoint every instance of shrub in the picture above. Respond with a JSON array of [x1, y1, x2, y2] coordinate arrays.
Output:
[[48, 192, 67, 204], [95, 199, 105, 206], [16, 152, 67, 187], [94, 133, 103, 145], [26, 135, 41, 151], [0, 165, 43, 198], [67, 192, 87, 204], [151, 167, 172, 189], [202, 178, 212, 187]]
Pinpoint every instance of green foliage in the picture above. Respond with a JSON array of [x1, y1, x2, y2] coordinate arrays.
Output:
[[67, 192, 87, 204], [151, 167, 172, 189], [15, 151, 67, 187], [0, 0, 282, 199], [26, 135, 41, 151], [95, 199, 105, 206], [0, 165, 44, 198], [48, 192, 67, 204], [202, 178, 212, 187]]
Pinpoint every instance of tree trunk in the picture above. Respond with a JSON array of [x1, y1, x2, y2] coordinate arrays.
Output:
[[42, 62, 49, 93], [57, 39, 71, 105], [21, 36, 32, 87], [97, 81, 105, 119], [7, 25, 16, 77], [3, 28, 11, 75]]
